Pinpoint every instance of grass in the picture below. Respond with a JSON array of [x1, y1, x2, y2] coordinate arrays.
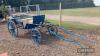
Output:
[[40, 7, 100, 17], [47, 19, 100, 30]]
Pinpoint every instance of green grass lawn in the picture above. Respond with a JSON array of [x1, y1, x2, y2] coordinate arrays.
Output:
[[40, 7, 100, 17], [47, 19, 100, 30]]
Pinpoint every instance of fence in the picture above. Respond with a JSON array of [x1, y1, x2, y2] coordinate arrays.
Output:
[[38, 2, 95, 10]]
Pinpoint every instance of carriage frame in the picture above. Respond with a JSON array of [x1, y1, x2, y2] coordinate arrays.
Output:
[[7, 14, 58, 45]]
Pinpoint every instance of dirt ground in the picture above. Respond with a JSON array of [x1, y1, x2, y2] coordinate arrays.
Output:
[[0, 22, 100, 56]]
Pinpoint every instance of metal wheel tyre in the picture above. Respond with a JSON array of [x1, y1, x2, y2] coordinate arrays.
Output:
[[7, 20, 18, 37], [48, 25, 58, 36], [31, 29, 41, 45]]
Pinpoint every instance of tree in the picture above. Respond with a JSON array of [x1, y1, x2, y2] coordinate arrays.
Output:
[[0, 5, 8, 14], [0, 0, 95, 8]]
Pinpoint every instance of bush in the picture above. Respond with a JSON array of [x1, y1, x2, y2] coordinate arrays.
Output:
[[0, 5, 8, 18]]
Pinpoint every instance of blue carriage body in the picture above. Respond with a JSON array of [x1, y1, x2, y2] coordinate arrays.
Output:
[[25, 15, 45, 29]]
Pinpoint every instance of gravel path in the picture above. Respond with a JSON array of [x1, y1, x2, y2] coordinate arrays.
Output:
[[46, 14, 100, 25], [0, 23, 99, 56]]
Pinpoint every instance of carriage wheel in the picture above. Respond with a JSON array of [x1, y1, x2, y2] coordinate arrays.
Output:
[[7, 20, 18, 37], [31, 28, 41, 45], [47, 25, 58, 36]]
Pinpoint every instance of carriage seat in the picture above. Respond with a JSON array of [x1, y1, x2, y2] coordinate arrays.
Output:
[[25, 15, 45, 29]]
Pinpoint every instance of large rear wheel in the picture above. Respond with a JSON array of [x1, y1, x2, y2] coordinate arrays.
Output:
[[31, 28, 41, 45], [7, 20, 18, 37]]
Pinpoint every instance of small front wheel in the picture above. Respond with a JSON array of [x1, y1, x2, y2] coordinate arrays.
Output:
[[47, 24, 58, 36]]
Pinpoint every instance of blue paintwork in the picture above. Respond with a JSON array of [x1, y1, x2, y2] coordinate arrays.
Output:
[[33, 15, 45, 24], [24, 15, 45, 29]]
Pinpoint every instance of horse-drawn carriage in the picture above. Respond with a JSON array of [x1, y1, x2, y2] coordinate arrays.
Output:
[[7, 14, 58, 45], [7, 13, 95, 48]]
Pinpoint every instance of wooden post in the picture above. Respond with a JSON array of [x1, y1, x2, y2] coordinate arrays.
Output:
[[26, 5, 29, 13], [36, 4, 40, 15], [59, 2, 62, 26]]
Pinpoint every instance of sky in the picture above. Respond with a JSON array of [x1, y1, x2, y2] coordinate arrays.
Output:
[[93, 0, 100, 6]]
